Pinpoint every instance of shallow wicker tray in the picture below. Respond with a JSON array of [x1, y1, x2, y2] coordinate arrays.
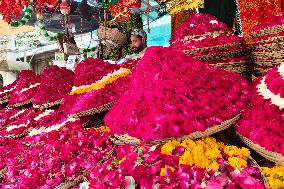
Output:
[[12, 99, 33, 108], [113, 114, 240, 146], [209, 61, 248, 74], [237, 132, 284, 165], [197, 49, 248, 62], [251, 24, 284, 38], [70, 100, 117, 118], [4, 127, 33, 140], [33, 98, 64, 110], [183, 42, 244, 54]]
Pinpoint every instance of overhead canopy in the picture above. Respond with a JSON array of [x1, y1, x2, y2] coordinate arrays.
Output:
[[0, 19, 35, 37]]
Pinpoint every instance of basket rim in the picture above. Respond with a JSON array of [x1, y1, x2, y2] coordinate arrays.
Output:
[[113, 114, 240, 146], [237, 132, 284, 165]]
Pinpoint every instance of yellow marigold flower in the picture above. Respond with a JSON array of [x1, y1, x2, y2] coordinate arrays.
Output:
[[161, 140, 180, 155], [207, 162, 220, 170], [180, 138, 196, 150], [205, 148, 222, 160], [228, 157, 247, 169], [160, 165, 175, 176], [94, 126, 110, 133], [179, 151, 194, 166]]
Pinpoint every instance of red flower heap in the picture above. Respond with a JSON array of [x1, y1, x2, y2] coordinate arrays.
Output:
[[171, 13, 232, 44], [236, 64, 284, 156], [105, 47, 251, 141], [170, 14, 249, 75], [73, 58, 120, 87], [0, 80, 18, 104], [33, 65, 74, 108], [250, 13, 284, 75], [9, 70, 40, 107], [60, 58, 133, 117]]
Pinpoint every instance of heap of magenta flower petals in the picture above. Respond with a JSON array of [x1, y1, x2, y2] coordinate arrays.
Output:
[[61, 75, 132, 117], [0, 123, 114, 188], [60, 58, 134, 117], [0, 108, 41, 142], [73, 58, 120, 87], [9, 70, 40, 106], [0, 108, 21, 128], [32, 66, 74, 108], [86, 141, 265, 189], [0, 80, 17, 104], [171, 13, 232, 44], [236, 67, 284, 156], [105, 47, 252, 142]]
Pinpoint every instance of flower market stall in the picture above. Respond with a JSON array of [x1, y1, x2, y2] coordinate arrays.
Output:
[[1, 0, 284, 189]]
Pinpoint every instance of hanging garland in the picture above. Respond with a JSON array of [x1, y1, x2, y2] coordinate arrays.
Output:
[[10, 4, 33, 27], [38, 19, 58, 41]]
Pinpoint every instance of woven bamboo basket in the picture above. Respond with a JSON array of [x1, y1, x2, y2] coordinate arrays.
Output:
[[4, 127, 33, 140], [255, 35, 284, 44], [237, 133, 284, 165], [197, 49, 248, 62], [0, 98, 9, 105], [0, 94, 10, 105], [0, 167, 7, 178], [209, 61, 248, 74], [70, 100, 117, 118], [254, 41, 284, 51], [183, 42, 244, 54], [33, 98, 64, 110], [251, 24, 284, 38], [12, 99, 33, 108], [113, 114, 240, 146], [248, 157, 270, 188], [55, 175, 84, 189], [97, 26, 127, 48], [176, 30, 233, 44]]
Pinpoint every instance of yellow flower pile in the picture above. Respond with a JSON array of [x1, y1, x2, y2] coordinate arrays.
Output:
[[161, 137, 251, 170], [262, 166, 284, 189], [70, 68, 132, 95], [94, 126, 111, 133]]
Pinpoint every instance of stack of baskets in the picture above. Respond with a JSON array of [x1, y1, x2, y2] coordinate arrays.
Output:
[[250, 13, 284, 75], [170, 14, 250, 76]]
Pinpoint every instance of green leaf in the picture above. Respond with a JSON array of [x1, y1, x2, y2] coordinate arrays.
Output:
[[110, 159, 119, 165], [79, 182, 90, 189], [138, 147, 143, 157], [214, 171, 221, 177]]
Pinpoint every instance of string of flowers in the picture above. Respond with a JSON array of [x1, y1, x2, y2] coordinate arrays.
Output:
[[10, 4, 33, 27]]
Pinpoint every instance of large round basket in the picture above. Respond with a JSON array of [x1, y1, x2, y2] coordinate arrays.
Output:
[[250, 24, 284, 38], [69, 100, 117, 118], [97, 26, 127, 48], [113, 114, 240, 146], [237, 132, 284, 165], [33, 98, 64, 110], [12, 99, 33, 108]]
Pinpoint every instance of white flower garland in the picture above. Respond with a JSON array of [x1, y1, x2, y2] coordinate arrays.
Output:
[[257, 76, 284, 109]]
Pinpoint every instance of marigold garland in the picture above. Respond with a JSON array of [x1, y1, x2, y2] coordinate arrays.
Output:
[[70, 68, 132, 95]]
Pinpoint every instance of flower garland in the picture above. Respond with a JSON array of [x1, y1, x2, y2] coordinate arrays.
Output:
[[0, 80, 18, 103], [70, 67, 132, 95], [236, 70, 284, 156], [10, 4, 33, 27], [38, 19, 59, 41]]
